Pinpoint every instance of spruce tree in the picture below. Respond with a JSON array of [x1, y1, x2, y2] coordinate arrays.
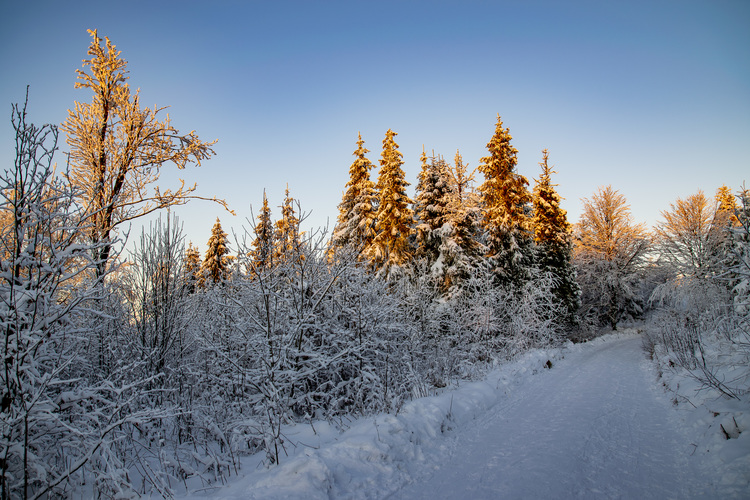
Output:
[[250, 190, 275, 271], [201, 218, 231, 285], [372, 129, 414, 274], [274, 185, 302, 263], [712, 185, 740, 288], [532, 149, 580, 326], [446, 150, 481, 258], [332, 133, 378, 259], [430, 150, 484, 296], [715, 184, 739, 227], [478, 115, 533, 286], [184, 242, 201, 292], [414, 150, 452, 261]]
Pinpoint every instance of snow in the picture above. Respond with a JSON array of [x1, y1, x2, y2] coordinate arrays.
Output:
[[177, 331, 744, 499], [650, 329, 750, 498]]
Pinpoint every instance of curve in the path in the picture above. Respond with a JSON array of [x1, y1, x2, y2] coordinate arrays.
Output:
[[394, 336, 712, 499]]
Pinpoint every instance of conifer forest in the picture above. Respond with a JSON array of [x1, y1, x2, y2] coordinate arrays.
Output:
[[2, 29, 749, 498]]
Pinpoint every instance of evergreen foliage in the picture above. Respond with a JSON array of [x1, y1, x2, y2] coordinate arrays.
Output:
[[478, 115, 533, 286], [532, 149, 580, 326], [184, 242, 201, 293], [14, 39, 746, 491], [414, 151, 453, 262], [715, 184, 739, 227], [372, 129, 414, 275], [18, 28, 750, 497], [274, 185, 303, 264], [250, 190, 275, 272], [201, 218, 231, 285], [333, 133, 378, 260], [443, 150, 483, 273]]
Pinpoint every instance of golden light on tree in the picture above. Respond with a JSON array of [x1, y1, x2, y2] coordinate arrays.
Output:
[[655, 190, 720, 278], [61, 29, 229, 276], [532, 149, 571, 246], [478, 115, 533, 285], [574, 185, 649, 329], [332, 133, 378, 258], [715, 184, 740, 227], [372, 129, 413, 273], [575, 185, 648, 263]]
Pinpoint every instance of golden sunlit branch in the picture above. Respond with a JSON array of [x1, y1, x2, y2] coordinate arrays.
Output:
[[61, 29, 230, 277]]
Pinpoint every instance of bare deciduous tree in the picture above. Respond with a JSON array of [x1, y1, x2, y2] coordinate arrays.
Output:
[[574, 185, 650, 329], [61, 29, 229, 276], [654, 190, 723, 279]]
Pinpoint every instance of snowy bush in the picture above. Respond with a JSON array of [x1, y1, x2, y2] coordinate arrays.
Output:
[[647, 188, 750, 401], [0, 93, 162, 498]]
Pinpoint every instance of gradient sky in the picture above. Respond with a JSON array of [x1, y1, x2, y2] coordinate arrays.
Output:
[[2, 0, 748, 255]]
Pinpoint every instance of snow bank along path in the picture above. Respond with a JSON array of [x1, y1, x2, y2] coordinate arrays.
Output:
[[182, 333, 717, 499], [396, 334, 711, 499]]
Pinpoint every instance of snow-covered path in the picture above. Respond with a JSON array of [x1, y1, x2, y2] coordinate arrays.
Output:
[[394, 335, 710, 499], [182, 334, 722, 499]]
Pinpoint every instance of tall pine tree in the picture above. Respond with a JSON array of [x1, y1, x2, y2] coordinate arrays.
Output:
[[372, 129, 414, 275], [532, 149, 580, 326], [478, 115, 533, 286], [431, 150, 483, 296], [332, 133, 378, 260]]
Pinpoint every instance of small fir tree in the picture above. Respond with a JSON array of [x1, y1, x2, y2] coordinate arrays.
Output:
[[715, 184, 739, 227], [445, 150, 482, 258], [200, 218, 231, 285], [274, 185, 302, 263], [372, 129, 414, 274], [447, 150, 476, 211], [478, 115, 533, 286], [250, 190, 275, 271], [332, 133, 378, 259], [184, 241, 201, 292], [532, 149, 580, 326]]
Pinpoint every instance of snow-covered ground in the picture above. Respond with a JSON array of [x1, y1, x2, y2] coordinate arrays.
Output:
[[178, 330, 747, 499]]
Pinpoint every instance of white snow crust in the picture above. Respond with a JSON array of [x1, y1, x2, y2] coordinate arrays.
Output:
[[178, 331, 744, 499]]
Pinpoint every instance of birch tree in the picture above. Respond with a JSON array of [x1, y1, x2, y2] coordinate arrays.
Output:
[[61, 30, 227, 277]]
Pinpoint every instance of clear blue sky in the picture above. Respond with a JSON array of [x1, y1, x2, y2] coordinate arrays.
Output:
[[2, 0, 748, 255]]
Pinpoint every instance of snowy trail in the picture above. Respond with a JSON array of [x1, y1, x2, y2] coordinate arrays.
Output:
[[182, 334, 720, 499], [394, 336, 710, 499]]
